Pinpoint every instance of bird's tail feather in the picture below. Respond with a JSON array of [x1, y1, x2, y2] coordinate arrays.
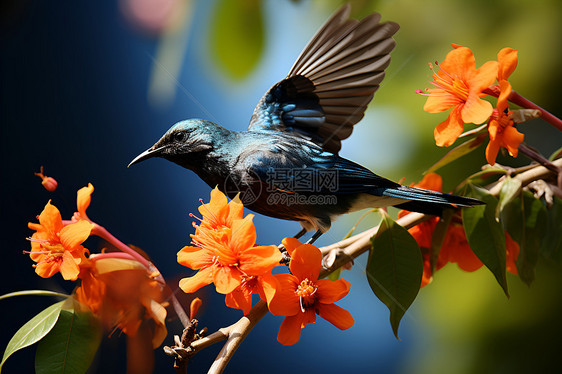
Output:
[[374, 185, 483, 216]]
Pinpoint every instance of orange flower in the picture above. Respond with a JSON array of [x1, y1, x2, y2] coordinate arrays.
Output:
[[422, 46, 498, 147], [75, 256, 167, 348], [178, 214, 282, 296], [485, 48, 524, 165], [400, 173, 519, 285], [268, 243, 354, 345], [27, 201, 93, 280]]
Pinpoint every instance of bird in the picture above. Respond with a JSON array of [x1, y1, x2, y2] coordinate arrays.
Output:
[[129, 4, 482, 244]]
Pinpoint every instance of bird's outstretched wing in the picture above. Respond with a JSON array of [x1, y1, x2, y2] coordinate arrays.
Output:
[[248, 4, 400, 154]]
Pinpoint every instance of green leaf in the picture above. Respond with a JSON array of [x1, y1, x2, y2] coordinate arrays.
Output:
[[35, 305, 102, 374], [0, 290, 69, 301], [210, 0, 264, 79], [425, 134, 486, 174], [548, 146, 562, 161], [327, 267, 342, 281], [429, 209, 452, 272], [462, 184, 509, 297], [1, 301, 64, 370], [495, 177, 522, 220], [502, 191, 547, 285], [541, 197, 562, 262], [367, 212, 422, 339]]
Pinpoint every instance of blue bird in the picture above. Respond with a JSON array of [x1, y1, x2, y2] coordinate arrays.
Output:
[[129, 5, 481, 243]]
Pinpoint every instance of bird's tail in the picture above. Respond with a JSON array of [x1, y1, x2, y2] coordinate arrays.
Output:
[[374, 185, 483, 216]]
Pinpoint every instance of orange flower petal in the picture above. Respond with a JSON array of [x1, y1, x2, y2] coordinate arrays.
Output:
[[225, 286, 253, 315], [469, 60, 499, 95], [59, 251, 81, 280], [485, 137, 501, 165], [439, 47, 476, 78], [257, 273, 278, 304], [59, 220, 93, 250], [434, 106, 464, 147], [281, 237, 303, 256], [238, 245, 282, 275], [461, 95, 493, 125], [503, 126, 524, 157], [316, 278, 350, 304], [497, 48, 518, 82], [177, 246, 213, 270], [277, 314, 304, 346], [317, 303, 355, 330], [497, 80, 512, 112], [289, 245, 322, 282], [213, 266, 242, 294], [505, 232, 520, 274], [229, 216, 256, 254], [38, 201, 63, 235], [423, 90, 462, 113], [415, 173, 443, 191], [77, 183, 94, 218], [268, 274, 300, 316], [35, 260, 60, 278], [178, 266, 214, 293]]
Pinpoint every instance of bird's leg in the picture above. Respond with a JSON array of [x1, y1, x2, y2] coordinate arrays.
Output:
[[293, 227, 308, 240], [305, 230, 323, 244]]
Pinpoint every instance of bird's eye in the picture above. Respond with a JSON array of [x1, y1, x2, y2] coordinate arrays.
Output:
[[172, 132, 186, 142]]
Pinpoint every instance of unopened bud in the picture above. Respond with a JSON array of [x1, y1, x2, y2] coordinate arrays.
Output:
[[190, 297, 202, 320], [34, 166, 58, 192]]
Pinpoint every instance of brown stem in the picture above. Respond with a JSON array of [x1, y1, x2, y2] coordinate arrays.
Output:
[[518, 143, 561, 175]]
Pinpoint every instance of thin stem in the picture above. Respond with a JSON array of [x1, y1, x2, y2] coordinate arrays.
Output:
[[485, 86, 562, 131], [508, 90, 562, 131], [91, 223, 151, 269], [518, 143, 561, 175]]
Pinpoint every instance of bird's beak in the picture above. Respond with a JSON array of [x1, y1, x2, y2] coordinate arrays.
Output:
[[127, 146, 166, 168]]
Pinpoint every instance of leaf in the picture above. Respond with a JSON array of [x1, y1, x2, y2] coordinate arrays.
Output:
[[425, 134, 486, 174], [367, 212, 422, 339], [462, 184, 509, 297], [456, 166, 507, 192], [429, 209, 452, 272], [548, 146, 562, 161], [502, 191, 548, 285], [1, 301, 64, 370], [210, 0, 264, 79], [35, 305, 102, 374], [495, 177, 522, 220], [541, 197, 562, 262], [0, 290, 69, 301]]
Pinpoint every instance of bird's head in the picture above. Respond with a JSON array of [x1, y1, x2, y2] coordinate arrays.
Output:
[[128, 119, 219, 168]]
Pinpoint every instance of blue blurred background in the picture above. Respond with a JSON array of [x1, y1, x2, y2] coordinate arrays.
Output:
[[1, 0, 561, 373]]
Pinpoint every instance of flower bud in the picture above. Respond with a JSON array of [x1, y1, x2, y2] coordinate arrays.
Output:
[[34, 166, 58, 192]]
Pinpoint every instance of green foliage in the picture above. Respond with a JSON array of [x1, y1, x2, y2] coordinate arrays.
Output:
[[541, 197, 562, 263], [1, 301, 64, 371], [502, 191, 548, 286], [425, 134, 486, 174], [367, 211, 422, 339], [462, 184, 508, 297], [35, 303, 102, 374], [495, 177, 522, 220], [210, 0, 264, 80]]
